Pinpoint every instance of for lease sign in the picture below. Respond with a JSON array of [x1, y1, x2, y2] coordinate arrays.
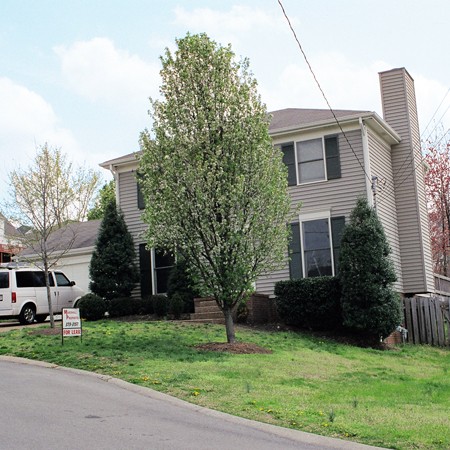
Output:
[[62, 308, 82, 337]]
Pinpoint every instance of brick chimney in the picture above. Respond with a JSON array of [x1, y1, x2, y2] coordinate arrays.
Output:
[[379, 68, 433, 294]]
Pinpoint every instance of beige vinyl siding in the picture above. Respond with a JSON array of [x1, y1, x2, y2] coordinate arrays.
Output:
[[256, 129, 367, 297], [118, 170, 148, 298], [379, 69, 434, 293], [367, 129, 404, 292]]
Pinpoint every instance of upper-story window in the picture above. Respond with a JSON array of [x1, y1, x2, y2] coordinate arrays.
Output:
[[281, 135, 341, 186]]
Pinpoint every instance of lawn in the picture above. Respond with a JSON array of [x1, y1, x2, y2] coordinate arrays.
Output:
[[0, 320, 449, 449]]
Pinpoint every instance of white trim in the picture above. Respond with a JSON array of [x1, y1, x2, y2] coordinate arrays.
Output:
[[360, 118, 373, 206], [150, 248, 156, 295]]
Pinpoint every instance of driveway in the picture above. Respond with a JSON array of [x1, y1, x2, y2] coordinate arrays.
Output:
[[0, 357, 385, 450]]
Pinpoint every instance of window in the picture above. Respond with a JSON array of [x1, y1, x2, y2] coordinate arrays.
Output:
[[154, 249, 175, 294], [139, 245, 175, 296], [54, 272, 71, 287], [0, 272, 9, 289], [288, 215, 345, 279], [16, 271, 54, 287], [303, 218, 332, 277], [280, 135, 340, 186], [297, 138, 326, 183]]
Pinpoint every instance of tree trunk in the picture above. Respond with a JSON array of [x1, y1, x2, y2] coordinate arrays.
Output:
[[44, 265, 55, 328], [223, 307, 236, 344]]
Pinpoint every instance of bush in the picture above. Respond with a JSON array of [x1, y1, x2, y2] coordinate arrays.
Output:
[[169, 293, 185, 319], [77, 293, 108, 321], [274, 277, 342, 330], [152, 295, 169, 317], [339, 198, 402, 342], [138, 296, 154, 315], [166, 258, 199, 313], [107, 297, 135, 318]]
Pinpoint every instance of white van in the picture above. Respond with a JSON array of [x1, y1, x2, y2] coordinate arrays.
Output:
[[0, 266, 84, 324]]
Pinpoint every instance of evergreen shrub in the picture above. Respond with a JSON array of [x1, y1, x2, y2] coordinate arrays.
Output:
[[107, 297, 135, 318], [152, 295, 169, 317], [77, 293, 107, 321], [274, 277, 342, 330]]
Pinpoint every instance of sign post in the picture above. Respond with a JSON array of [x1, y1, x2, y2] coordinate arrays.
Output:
[[61, 308, 82, 344]]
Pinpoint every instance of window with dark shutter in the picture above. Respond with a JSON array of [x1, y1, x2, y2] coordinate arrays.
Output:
[[281, 143, 296, 186], [139, 244, 152, 298], [325, 136, 341, 180], [331, 216, 345, 275], [288, 223, 303, 279]]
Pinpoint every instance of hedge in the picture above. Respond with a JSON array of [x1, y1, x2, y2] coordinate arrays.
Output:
[[274, 276, 342, 330]]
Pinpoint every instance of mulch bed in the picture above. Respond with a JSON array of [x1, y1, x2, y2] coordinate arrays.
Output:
[[194, 342, 272, 354]]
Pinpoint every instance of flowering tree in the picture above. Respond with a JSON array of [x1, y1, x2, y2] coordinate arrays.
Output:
[[7, 144, 100, 327], [424, 135, 450, 276], [139, 33, 292, 343]]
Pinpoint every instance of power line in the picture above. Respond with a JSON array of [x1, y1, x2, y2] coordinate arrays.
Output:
[[421, 87, 450, 139], [277, 0, 371, 183]]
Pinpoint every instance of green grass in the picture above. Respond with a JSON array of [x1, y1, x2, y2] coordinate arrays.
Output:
[[1, 320, 449, 449]]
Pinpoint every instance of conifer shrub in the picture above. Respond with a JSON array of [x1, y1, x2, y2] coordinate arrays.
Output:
[[339, 198, 402, 343], [275, 277, 342, 330], [152, 295, 169, 317], [166, 258, 199, 313], [169, 292, 185, 319], [107, 297, 135, 318], [89, 200, 139, 300], [77, 293, 107, 321]]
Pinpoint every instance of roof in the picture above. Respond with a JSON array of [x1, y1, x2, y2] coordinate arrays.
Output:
[[100, 107, 399, 168], [20, 220, 101, 256], [269, 108, 370, 133]]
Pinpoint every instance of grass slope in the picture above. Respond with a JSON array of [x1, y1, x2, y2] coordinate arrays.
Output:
[[0, 320, 449, 449]]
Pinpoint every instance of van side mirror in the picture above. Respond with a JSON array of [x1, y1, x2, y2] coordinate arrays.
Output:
[[70, 281, 76, 286]]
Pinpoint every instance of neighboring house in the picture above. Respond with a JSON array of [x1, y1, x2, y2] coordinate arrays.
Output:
[[100, 67, 434, 299], [0, 213, 23, 264], [18, 220, 101, 293]]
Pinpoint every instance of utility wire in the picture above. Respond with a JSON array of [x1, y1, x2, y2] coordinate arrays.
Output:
[[421, 87, 450, 139], [277, 0, 371, 183]]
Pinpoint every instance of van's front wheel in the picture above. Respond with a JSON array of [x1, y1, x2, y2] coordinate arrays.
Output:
[[19, 304, 36, 325]]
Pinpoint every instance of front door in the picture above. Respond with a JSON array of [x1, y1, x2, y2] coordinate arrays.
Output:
[[54, 272, 76, 310]]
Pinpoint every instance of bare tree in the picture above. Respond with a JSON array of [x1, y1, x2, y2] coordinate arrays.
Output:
[[5, 143, 101, 327]]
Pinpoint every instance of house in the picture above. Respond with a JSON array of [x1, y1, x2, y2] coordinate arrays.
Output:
[[17, 220, 101, 293], [100, 67, 434, 299], [0, 213, 23, 264]]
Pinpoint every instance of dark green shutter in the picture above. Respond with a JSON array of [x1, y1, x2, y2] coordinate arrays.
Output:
[[137, 183, 145, 210], [325, 136, 341, 180], [139, 244, 152, 298], [288, 223, 303, 279], [281, 143, 297, 186], [331, 216, 345, 275]]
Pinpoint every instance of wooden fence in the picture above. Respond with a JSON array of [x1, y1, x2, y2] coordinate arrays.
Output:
[[403, 296, 450, 346]]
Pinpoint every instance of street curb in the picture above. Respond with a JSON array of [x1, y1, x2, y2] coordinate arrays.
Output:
[[0, 355, 386, 449]]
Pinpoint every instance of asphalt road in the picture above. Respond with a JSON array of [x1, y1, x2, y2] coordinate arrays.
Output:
[[0, 357, 385, 450]]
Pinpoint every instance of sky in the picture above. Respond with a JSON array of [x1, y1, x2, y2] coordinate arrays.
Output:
[[1, 0, 449, 205]]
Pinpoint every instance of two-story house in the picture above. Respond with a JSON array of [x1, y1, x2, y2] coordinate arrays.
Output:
[[100, 67, 434, 300]]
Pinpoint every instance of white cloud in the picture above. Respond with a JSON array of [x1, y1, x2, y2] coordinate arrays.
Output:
[[260, 53, 391, 113], [54, 38, 160, 104], [0, 77, 81, 203], [172, 5, 286, 48]]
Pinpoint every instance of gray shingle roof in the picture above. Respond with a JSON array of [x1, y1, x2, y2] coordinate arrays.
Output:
[[20, 220, 101, 256], [269, 108, 370, 132]]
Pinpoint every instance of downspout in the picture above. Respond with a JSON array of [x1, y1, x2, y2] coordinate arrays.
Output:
[[108, 164, 120, 207], [359, 118, 373, 206]]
